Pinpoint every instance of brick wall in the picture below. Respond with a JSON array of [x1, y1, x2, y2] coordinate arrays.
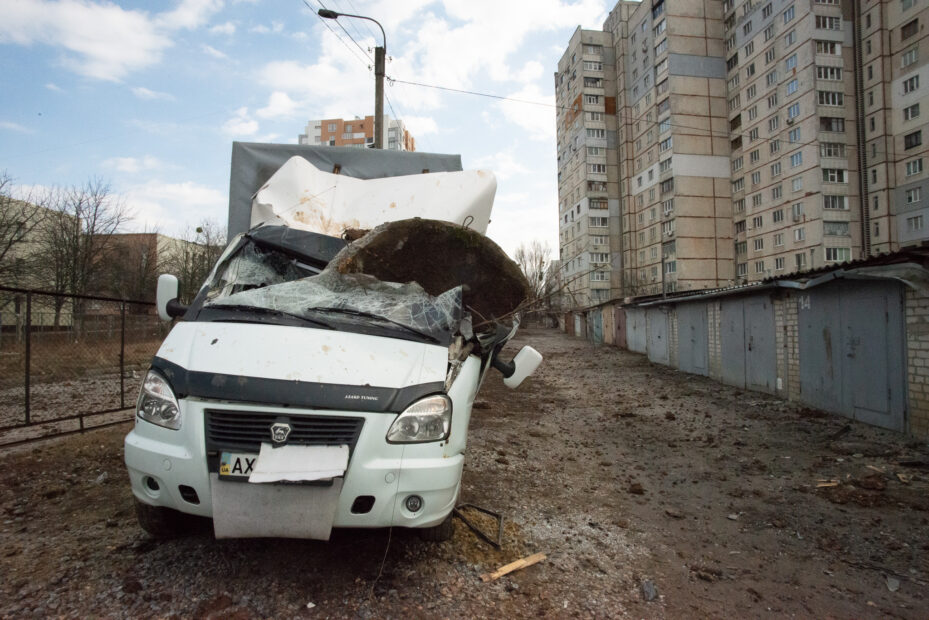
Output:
[[774, 291, 800, 401], [668, 308, 678, 368], [906, 289, 929, 439]]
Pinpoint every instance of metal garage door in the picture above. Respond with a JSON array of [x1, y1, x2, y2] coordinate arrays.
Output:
[[719, 296, 776, 393], [798, 280, 905, 431], [720, 298, 746, 388], [626, 308, 647, 353], [646, 307, 669, 366], [590, 308, 603, 344], [677, 303, 708, 376]]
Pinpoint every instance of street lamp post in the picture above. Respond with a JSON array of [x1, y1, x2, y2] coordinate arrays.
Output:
[[318, 9, 386, 149]]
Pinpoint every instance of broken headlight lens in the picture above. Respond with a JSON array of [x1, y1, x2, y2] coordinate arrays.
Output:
[[386, 395, 452, 443], [137, 370, 181, 430]]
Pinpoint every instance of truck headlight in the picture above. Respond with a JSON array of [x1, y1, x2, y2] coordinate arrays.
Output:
[[137, 370, 181, 430], [386, 395, 452, 443]]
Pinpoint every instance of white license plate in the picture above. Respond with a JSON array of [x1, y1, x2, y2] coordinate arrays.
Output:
[[219, 452, 257, 478]]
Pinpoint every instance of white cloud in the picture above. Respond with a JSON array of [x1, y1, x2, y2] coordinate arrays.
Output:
[[156, 0, 224, 30], [487, 187, 559, 260], [222, 107, 258, 136], [103, 156, 164, 174], [515, 60, 545, 84], [45, 82, 63, 92], [256, 91, 300, 119], [401, 115, 438, 137], [201, 44, 228, 60], [0, 121, 32, 133], [124, 179, 226, 234], [209, 21, 236, 35], [0, 0, 224, 81], [495, 84, 557, 142], [131, 86, 175, 101], [472, 149, 531, 181], [250, 21, 283, 34]]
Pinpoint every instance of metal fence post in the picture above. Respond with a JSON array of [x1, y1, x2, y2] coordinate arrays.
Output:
[[120, 302, 126, 409], [24, 292, 31, 425]]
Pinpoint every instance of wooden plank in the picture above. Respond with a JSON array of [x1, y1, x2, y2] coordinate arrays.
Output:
[[480, 552, 547, 582]]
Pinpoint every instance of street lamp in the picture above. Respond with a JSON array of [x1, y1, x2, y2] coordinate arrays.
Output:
[[318, 9, 387, 150]]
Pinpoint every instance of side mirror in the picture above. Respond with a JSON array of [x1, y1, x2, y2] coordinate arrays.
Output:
[[156, 274, 188, 321], [492, 346, 543, 389]]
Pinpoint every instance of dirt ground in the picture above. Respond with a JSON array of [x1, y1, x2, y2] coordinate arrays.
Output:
[[1, 327, 928, 618]]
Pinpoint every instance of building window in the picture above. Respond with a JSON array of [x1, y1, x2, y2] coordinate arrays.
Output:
[[902, 19, 919, 40], [787, 102, 800, 118], [771, 162, 782, 177], [907, 214, 925, 231], [590, 252, 610, 264], [783, 5, 795, 23], [752, 171, 762, 184], [792, 177, 803, 192], [789, 128, 801, 142], [785, 30, 797, 46], [794, 228, 806, 242], [906, 187, 922, 203], [905, 103, 920, 121], [820, 117, 846, 132], [754, 238, 764, 252], [825, 247, 851, 262], [906, 158, 924, 176], [787, 79, 799, 95], [903, 46, 919, 68], [774, 232, 784, 247], [824, 221, 850, 236], [589, 216, 608, 227], [818, 91, 844, 106], [904, 75, 920, 94], [816, 66, 842, 80], [752, 215, 763, 228], [772, 184, 783, 199], [775, 257, 785, 270], [771, 140, 781, 154], [823, 195, 849, 210], [755, 260, 766, 274], [822, 168, 848, 183], [905, 131, 922, 149], [816, 40, 841, 55], [790, 152, 803, 167], [815, 15, 842, 30], [737, 262, 748, 277], [820, 142, 846, 157]]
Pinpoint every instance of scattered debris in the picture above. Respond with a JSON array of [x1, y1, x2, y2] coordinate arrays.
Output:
[[640, 580, 658, 602], [480, 552, 546, 583], [628, 483, 645, 495], [886, 576, 901, 593]]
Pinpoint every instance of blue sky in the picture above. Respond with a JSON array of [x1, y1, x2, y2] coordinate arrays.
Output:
[[0, 0, 609, 257]]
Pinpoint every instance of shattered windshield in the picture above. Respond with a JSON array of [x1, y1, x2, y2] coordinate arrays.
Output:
[[198, 237, 463, 344]]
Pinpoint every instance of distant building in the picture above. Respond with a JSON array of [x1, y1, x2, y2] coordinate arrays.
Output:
[[298, 116, 416, 151]]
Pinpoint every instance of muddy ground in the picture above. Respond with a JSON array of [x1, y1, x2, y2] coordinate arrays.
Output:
[[1, 327, 928, 618]]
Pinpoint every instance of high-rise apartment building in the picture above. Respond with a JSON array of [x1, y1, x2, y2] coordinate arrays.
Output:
[[556, 0, 929, 308], [555, 28, 620, 307], [298, 116, 416, 151]]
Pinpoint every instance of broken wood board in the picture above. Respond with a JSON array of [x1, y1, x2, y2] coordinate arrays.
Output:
[[480, 552, 547, 582]]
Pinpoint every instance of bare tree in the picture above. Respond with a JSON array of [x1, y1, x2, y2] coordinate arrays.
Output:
[[513, 240, 554, 324], [163, 219, 227, 303], [32, 178, 130, 325], [95, 226, 169, 303], [0, 172, 49, 287]]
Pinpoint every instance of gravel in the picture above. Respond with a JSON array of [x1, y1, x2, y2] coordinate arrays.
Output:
[[1, 327, 928, 618]]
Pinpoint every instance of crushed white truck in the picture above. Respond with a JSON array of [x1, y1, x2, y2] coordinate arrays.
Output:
[[124, 143, 542, 540]]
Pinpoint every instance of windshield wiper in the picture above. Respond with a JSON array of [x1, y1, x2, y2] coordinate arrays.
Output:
[[206, 304, 333, 329], [308, 307, 440, 343]]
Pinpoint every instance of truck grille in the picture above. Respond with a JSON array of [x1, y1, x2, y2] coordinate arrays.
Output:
[[205, 409, 364, 453]]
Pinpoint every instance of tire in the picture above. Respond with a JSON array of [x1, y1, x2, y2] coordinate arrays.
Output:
[[418, 512, 455, 542], [134, 498, 182, 538]]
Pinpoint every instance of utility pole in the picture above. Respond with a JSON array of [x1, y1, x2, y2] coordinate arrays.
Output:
[[374, 45, 385, 149], [318, 9, 387, 149]]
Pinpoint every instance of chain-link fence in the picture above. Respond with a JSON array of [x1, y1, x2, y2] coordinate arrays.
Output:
[[0, 286, 169, 447]]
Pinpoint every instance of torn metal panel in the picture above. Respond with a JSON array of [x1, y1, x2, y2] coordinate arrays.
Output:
[[250, 156, 495, 235], [228, 142, 463, 238]]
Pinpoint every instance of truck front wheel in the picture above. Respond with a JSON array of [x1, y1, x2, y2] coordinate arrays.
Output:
[[134, 499, 183, 538]]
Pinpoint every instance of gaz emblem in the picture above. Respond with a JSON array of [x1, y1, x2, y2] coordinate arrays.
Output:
[[270, 422, 292, 444]]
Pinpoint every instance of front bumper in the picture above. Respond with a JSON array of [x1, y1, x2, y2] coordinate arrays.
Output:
[[125, 398, 464, 529]]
